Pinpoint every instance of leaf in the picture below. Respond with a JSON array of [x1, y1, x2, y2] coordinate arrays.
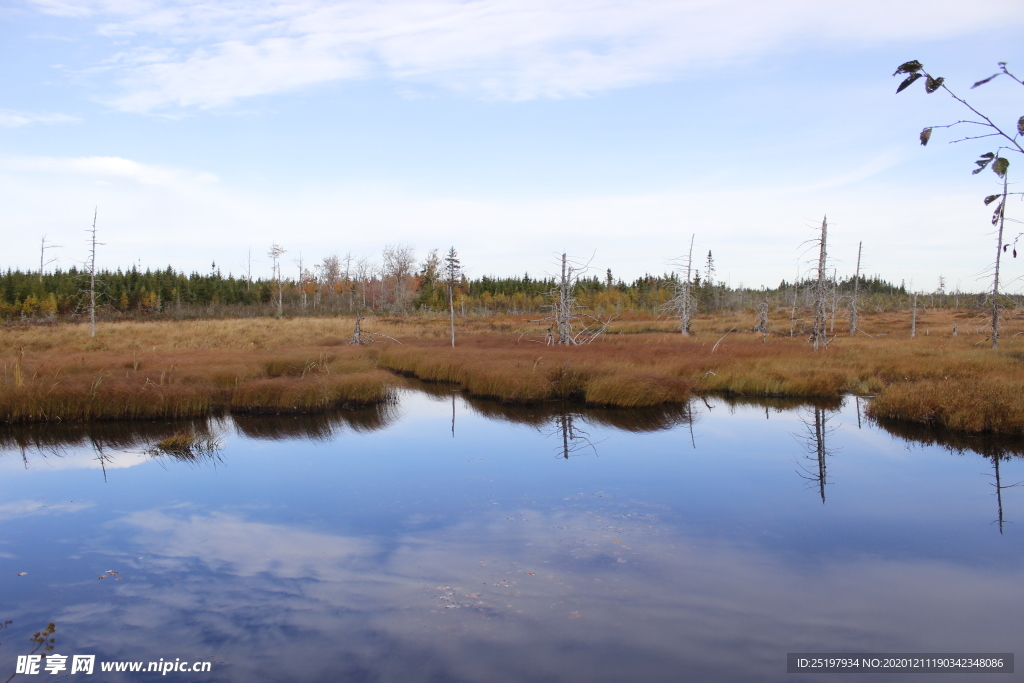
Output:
[[897, 73, 923, 93], [992, 201, 1004, 225], [925, 76, 945, 93], [894, 60, 923, 76], [1018, 115, 1024, 137], [984, 194, 1001, 205], [1014, 249, 1018, 258], [919, 127, 933, 145], [971, 74, 1000, 88], [993, 156, 1010, 177], [973, 153, 995, 175]]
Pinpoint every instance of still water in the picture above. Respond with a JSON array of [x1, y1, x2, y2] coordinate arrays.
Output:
[[1, 385, 1021, 682]]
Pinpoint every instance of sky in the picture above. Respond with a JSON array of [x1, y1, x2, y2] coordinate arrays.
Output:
[[2, 0, 1024, 290]]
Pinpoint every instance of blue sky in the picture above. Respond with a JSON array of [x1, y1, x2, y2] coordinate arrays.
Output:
[[2, 0, 1023, 289]]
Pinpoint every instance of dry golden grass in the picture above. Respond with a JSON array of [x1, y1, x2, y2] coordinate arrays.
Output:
[[3, 308, 1024, 433], [0, 325, 396, 423]]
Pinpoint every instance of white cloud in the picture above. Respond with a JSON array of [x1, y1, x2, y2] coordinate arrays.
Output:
[[0, 110, 81, 127], [0, 152, 1004, 290], [29, 0, 1024, 111], [45, 504, 1024, 681]]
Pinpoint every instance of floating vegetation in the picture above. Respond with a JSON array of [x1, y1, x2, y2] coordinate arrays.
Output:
[[148, 431, 221, 461]]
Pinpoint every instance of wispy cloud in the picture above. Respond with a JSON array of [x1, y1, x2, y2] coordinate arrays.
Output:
[[0, 155, 218, 186], [0, 499, 94, 520], [29, 0, 1024, 112], [0, 110, 81, 127]]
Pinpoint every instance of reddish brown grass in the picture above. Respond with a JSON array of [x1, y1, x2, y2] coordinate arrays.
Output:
[[0, 344, 395, 423], [3, 309, 1024, 433]]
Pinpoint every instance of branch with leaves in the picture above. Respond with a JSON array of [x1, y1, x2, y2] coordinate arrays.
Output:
[[894, 60, 1023, 347]]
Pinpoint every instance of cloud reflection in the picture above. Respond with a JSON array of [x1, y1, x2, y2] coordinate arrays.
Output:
[[43, 502, 1024, 682]]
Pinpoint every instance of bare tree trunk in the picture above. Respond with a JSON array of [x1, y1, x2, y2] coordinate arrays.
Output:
[[448, 286, 456, 347], [992, 174, 1007, 349], [812, 216, 828, 350], [754, 297, 769, 342], [88, 209, 98, 337], [672, 235, 695, 335], [849, 241, 861, 337], [911, 292, 918, 338], [268, 243, 286, 318], [39, 234, 60, 284], [351, 315, 363, 345], [444, 247, 461, 348], [828, 269, 838, 333], [814, 408, 827, 503], [556, 253, 575, 345], [790, 280, 798, 337]]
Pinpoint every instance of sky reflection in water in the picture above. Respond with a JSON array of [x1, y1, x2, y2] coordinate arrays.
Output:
[[1, 388, 1021, 682]]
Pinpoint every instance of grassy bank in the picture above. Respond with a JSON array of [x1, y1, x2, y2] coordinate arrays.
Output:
[[1, 319, 395, 422], [3, 312, 1024, 434]]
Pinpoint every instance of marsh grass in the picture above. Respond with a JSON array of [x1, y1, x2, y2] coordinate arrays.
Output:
[[0, 331, 396, 423], [3, 310, 1024, 433]]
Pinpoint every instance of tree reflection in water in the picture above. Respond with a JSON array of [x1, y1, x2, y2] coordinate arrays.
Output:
[[870, 416, 1024, 533], [794, 405, 838, 503]]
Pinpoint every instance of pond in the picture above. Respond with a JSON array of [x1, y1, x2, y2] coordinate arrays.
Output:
[[1, 385, 1021, 682]]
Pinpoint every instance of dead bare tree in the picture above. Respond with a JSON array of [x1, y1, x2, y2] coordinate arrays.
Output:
[[911, 291, 918, 338], [295, 253, 308, 310], [811, 216, 829, 350], [86, 208, 102, 337], [849, 241, 862, 337], [754, 297, 769, 342], [991, 172, 1008, 347], [39, 234, 61, 284], [542, 252, 613, 345], [444, 247, 462, 347], [347, 314, 402, 345], [241, 248, 254, 291], [554, 252, 577, 344], [664, 234, 696, 335], [343, 252, 354, 312], [268, 243, 286, 317]]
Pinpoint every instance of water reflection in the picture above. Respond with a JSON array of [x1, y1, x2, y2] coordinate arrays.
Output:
[[231, 401, 397, 441], [0, 403, 398, 465], [0, 418, 215, 461], [869, 417, 1024, 532], [794, 406, 838, 503], [868, 417, 1024, 459], [406, 378, 694, 433], [547, 412, 597, 459], [2, 390, 1023, 682]]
